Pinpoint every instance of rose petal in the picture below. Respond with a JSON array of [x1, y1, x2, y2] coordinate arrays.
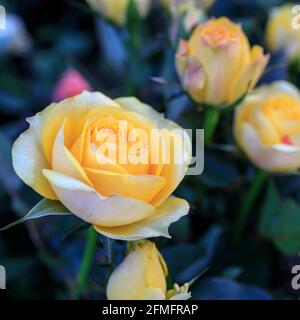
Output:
[[42, 91, 121, 163], [175, 53, 206, 104], [235, 94, 280, 145], [85, 168, 166, 202], [150, 129, 191, 207], [52, 122, 92, 186], [12, 109, 57, 199], [94, 196, 190, 241], [230, 46, 269, 101], [43, 169, 155, 227], [115, 97, 164, 122], [106, 247, 148, 300], [239, 123, 300, 172], [189, 21, 248, 105], [80, 126, 129, 174]]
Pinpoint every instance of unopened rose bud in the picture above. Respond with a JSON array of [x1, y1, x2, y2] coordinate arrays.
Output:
[[52, 68, 92, 102]]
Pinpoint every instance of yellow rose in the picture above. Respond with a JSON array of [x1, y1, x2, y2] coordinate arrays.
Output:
[[106, 240, 191, 300], [161, 0, 214, 11], [234, 81, 300, 172], [12, 91, 191, 240], [163, 1, 206, 33], [86, 0, 151, 26], [176, 17, 269, 107], [266, 4, 300, 63]]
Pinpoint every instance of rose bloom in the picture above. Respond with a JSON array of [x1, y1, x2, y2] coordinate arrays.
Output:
[[163, 1, 206, 33], [107, 240, 191, 300], [12, 91, 191, 240], [52, 68, 92, 102], [234, 81, 300, 172], [176, 17, 269, 107], [161, 0, 214, 11], [266, 4, 300, 63], [160, 0, 213, 32], [86, 0, 151, 26]]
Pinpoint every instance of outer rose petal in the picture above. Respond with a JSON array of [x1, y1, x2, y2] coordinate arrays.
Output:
[[12, 107, 57, 199], [261, 80, 300, 99], [43, 169, 155, 227], [150, 129, 191, 207], [84, 168, 166, 203], [115, 97, 164, 121], [106, 246, 149, 300], [238, 123, 300, 172], [94, 197, 190, 241], [230, 46, 269, 101], [175, 53, 206, 103], [235, 94, 280, 145]]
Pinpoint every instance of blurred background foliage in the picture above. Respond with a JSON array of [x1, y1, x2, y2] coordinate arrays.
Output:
[[0, 0, 300, 300]]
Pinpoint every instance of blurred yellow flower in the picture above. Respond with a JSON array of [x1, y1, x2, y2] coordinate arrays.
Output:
[[176, 17, 269, 107], [106, 240, 191, 300], [160, 0, 212, 32], [161, 0, 214, 11], [266, 4, 300, 63], [86, 0, 151, 26], [12, 91, 191, 241], [234, 81, 300, 172]]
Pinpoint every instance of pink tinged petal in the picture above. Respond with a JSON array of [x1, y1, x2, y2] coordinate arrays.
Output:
[[175, 54, 206, 102], [239, 123, 300, 172], [177, 39, 188, 57], [52, 68, 92, 102], [94, 196, 190, 241], [12, 112, 56, 199], [43, 169, 155, 227], [281, 135, 293, 145]]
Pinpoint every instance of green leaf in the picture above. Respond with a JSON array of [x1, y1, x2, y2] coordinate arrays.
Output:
[[258, 182, 281, 236], [259, 182, 300, 255], [0, 198, 71, 231]]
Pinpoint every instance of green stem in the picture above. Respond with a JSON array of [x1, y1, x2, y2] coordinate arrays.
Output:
[[204, 107, 220, 144], [72, 226, 97, 299], [105, 238, 114, 283], [233, 169, 268, 245]]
